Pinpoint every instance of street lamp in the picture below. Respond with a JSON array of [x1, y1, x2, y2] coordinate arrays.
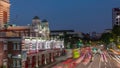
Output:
[[17, 54, 22, 68], [18, 54, 21, 58]]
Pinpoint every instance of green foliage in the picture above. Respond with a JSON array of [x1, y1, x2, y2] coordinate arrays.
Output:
[[112, 25, 120, 44], [112, 25, 120, 36], [4, 23, 13, 29], [76, 40, 83, 48], [101, 33, 113, 44]]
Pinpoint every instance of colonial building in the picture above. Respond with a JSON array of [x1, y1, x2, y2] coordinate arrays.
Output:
[[0, 16, 65, 68], [31, 16, 50, 39], [0, 0, 64, 68]]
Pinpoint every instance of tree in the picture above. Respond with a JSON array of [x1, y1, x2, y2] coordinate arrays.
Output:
[[112, 25, 120, 44], [82, 33, 90, 44], [4, 23, 13, 29], [112, 25, 120, 36], [101, 33, 113, 45]]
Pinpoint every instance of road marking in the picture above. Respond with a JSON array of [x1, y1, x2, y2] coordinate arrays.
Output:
[[106, 53, 112, 68], [107, 52, 111, 60], [101, 54, 104, 62], [105, 62, 106, 65], [88, 54, 100, 68], [104, 54, 108, 62], [109, 54, 114, 60], [99, 55, 101, 68], [111, 56, 120, 64], [88, 61, 93, 68], [115, 55, 120, 62], [88, 54, 97, 68]]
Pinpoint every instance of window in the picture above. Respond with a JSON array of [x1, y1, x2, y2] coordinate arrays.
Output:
[[116, 22, 118, 25], [42, 42, 45, 49], [4, 43, 7, 50], [13, 60, 21, 67], [21, 32, 24, 36], [13, 42, 20, 50], [117, 13, 120, 15], [116, 19, 118, 21]]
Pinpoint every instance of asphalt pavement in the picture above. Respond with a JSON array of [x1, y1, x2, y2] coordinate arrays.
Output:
[[76, 51, 120, 68], [51, 48, 120, 68]]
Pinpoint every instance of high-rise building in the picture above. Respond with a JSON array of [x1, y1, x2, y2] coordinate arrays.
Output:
[[0, 0, 10, 27], [112, 8, 120, 27]]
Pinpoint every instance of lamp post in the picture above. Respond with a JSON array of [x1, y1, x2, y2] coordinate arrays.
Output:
[[18, 54, 21, 58], [18, 54, 22, 68]]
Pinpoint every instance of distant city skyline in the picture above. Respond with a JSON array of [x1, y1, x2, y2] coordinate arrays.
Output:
[[10, 0, 120, 33]]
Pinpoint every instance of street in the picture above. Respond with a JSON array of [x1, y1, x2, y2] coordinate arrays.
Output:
[[53, 48, 120, 68], [76, 51, 120, 68]]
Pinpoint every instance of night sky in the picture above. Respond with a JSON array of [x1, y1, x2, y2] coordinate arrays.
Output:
[[10, 0, 120, 33]]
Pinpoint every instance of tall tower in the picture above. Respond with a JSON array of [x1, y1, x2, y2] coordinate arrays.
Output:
[[31, 16, 42, 37], [32, 16, 41, 32], [112, 8, 120, 27], [42, 19, 50, 39], [0, 0, 10, 27]]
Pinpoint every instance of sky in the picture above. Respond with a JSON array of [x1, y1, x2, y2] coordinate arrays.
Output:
[[10, 0, 120, 33]]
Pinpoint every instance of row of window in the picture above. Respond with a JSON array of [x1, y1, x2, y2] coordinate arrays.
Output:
[[4, 42, 21, 50], [115, 22, 120, 25], [13, 60, 21, 67]]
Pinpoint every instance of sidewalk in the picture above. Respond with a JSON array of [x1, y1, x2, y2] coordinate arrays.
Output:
[[52, 55, 85, 68], [41, 55, 68, 68]]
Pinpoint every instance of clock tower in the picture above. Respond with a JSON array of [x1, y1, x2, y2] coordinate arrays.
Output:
[[0, 0, 10, 27]]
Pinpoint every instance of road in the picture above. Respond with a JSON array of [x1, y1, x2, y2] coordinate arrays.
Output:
[[52, 48, 120, 68], [76, 51, 120, 68]]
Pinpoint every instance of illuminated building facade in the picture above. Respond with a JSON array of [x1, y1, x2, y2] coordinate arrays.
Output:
[[0, 1, 64, 68], [0, 16, 64, 68], [112, 8, 120, 26], [0, 0, 10, 28], [0, 17, 64, 68]]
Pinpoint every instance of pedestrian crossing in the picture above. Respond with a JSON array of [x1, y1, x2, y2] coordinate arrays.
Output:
[[108, 53, 120, 64]]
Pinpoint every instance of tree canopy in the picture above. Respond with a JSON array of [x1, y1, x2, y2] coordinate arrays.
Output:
[[101, 33, 113, 44], [112, 25, 120, 36]]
